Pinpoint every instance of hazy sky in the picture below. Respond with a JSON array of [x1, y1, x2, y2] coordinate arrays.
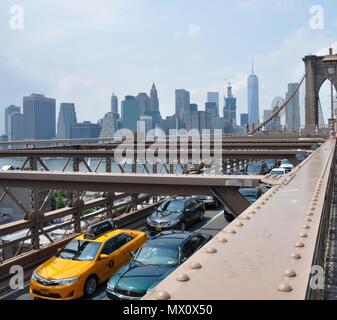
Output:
[[0, 0, 337, 133]]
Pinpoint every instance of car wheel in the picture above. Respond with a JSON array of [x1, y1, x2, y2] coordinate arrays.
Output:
[[180, 222, 186, 231], [199, 210, 205, 221], [84, 275, 98, 298]]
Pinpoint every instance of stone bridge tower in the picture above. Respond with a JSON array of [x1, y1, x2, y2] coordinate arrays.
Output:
[[303, 48, 337, 128]]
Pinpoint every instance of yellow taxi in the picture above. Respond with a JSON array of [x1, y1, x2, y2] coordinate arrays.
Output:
[[30, 220, 147, 300]]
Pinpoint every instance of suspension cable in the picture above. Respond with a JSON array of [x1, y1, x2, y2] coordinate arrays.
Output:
[[250, 65, 310, 134]]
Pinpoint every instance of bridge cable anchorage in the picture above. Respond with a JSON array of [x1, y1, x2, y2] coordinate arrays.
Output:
[[250, 65, 310, 135]]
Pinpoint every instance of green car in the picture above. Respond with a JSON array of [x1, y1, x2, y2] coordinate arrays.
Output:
[[106, 230, 212, 300]]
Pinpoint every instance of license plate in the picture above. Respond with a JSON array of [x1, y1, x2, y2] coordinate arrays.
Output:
[[155, 227, 161, 232]]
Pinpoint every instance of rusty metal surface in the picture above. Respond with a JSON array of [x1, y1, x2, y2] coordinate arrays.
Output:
[[143, 139, 336, 300], [0, 172, 264, 194]]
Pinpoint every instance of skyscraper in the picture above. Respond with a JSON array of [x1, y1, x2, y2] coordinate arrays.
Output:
[[148, 83, 162, 127], [285, 83, 301, 131], [247, 60, 260, 126], [57, 103, 77, 139], [5, 105, 20, 137], [71, 121, 101, 139], [121, 96, 140, 132], [223, 83, 237, 127], [205, 102, 218, 117], [240, 113, 249, 126], [175, 89, 190, 114], [136, 93, 150, 115], [111, 93, 119, 119], [207, 92, 219, 117], [8, 112, 23, 141], [149, 83, 159, 112], [23, 94, 56, 140]]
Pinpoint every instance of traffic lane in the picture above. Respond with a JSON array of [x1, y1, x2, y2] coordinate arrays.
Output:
[[92, 207, 228, 301], [2, 208, 226, 301]]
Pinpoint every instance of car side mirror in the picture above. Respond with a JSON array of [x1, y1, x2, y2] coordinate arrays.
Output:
[[100, 254, 109, 260], [130, 251, 135, 258], [57, 248, 62, 253]]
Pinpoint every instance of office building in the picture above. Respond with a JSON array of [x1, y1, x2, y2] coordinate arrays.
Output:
[[136, 93, 150, 116], [240, 113, 249, 126], [148, 83, 162, 127], [224, 83, 237, 126], [247, 61, 260, 126], [175, 89, 190, 114], [8, 112, 23, 141], [111, 93, 119, 119], [285, 83, 301, 131], [57, 103, 77, 139], [182, 111, 211, 131], [99, 112, 118, 138], [137, 115, 153, 135], [205, 102, 218, 117], [5, 105, 20, 137], [190, 104, 198, 112], [23, 94, 56, 140], [71, 121, 101, 139], [121, 96, 140, 132], [207, 92, 220, 117]]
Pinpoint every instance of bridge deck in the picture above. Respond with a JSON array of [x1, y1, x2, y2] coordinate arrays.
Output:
[[144, 139, 336, 300]]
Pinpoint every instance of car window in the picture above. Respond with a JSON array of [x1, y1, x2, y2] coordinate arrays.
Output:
[[181, 241, 194, 261], [188, 236, 204, 252], [186, 201, 194, 210], [101, 234, 133, 255]]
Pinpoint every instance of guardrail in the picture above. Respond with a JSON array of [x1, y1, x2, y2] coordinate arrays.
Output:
[[0, 199, 160, 294], [143, 139, 336, 300]]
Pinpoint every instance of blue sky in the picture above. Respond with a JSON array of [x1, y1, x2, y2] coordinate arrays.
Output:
[[0, 0, 337, 132]]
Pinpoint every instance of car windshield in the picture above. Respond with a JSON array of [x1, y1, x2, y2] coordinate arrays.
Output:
[[240, 189, 257, 197], [134, 245, 179, 266], [58, 240, 102, 261], [270, 170, 285, 175], [159, 200, 185, 213], [281, 160, 292, 165], [246, 164, 262, 174]]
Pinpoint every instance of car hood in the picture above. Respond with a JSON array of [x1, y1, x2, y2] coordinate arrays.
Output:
[[150, 210, 182, 223], [35, 256, 91, 280], [115, 262, 174, 293]]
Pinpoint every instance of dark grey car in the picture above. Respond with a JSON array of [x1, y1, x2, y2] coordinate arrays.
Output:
[[146, 197, 205, 233]]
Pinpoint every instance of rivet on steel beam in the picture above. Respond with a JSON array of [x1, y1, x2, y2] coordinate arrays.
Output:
[[190, 262, 202, 270], [307, 212, 314, 216], [303, 225, 310, 230], [206, 247, 218, 254], [226, 229, 237, 234], [284, 270, 297, 278], [218, 237, 228, 243], [300, 233, 308, 238], [249, 210, 256, 215], [176, 274, 190, 282], [291, 253, 302, 260], [235, 222, 244, 227], [278, 282, 293, 293], [305, 217, 312, 222], [255, 206, 262, 210], [154, 290, 171, 300], [295, 242, 305, 248], [241, 216, 250, 220]]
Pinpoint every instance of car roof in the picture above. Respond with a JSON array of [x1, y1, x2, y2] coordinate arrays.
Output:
[[166, 196, 192, 203], [76, 229, 130, 243], [147, 231, 196, 247]]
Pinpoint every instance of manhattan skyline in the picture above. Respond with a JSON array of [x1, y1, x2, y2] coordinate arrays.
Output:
[[0, 0, 337, 133]]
